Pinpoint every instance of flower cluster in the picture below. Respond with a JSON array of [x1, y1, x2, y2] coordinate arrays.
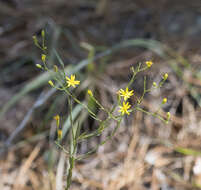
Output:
[[118, 87, 134, 115], [33, 31, 172, 190], [48, 74, 80, 89], [35, 30, 174, 190]]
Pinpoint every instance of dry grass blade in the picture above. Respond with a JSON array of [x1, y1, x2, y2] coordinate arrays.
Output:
[[13, 143, 41, 189], [56, 152, 66, 190]]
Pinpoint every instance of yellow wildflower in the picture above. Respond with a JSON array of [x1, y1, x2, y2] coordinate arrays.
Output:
[[48, 80, 54, 87], [162, 98, 167, 104], [118, 87, 134, 101], [54, 115, 60, 127], [66, 75, 80, 88], [118, 101, 131, 115], [87, 89, 93, 96], [146, 61, 153, 68]]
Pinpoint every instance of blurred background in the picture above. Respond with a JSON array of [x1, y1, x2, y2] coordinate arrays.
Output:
[[1, 0, 201, 189]]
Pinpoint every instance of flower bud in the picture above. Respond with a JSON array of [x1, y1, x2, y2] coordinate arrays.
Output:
[[146, 61, 153, 68], [36, 64, 42, 69], [57, 129, 62, 140], [41, 29, 45, 38], [54, 65, 58, 72], [162, 98, 167, 104], [48, 80, 54, 87], [167, 112, 171, 120], [87, 90, 93, 96], [153, 82, 157, 87], [32, 35, 38, 43], [163, 73, 168, 80], [54, 115, 60, 127], [41, 54, 46, 63]]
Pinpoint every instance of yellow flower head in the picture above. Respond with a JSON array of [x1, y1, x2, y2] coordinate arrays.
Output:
[[48, 80, 54, 87], [66, 75, 80, 88], [87, 89, 93, 96], [118, 101, 131, 115], [54, 115, 60, 127], [146, 61, 153, 68], [118, 87, 134, 101], [163, 73, 168, 80], [162, 98, 167, 104]]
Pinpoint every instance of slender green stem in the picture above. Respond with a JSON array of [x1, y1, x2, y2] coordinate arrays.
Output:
[[63, 87, 102, 122], [55, 141, 69, 155], [78, 116, 111, 141], [66, 156, 75, 190], [137, 76, 147, 104], [91, 96, 119, 121], [135, 106, 167, 123], [127, 64, 148, 89], [76, 117, 122, 160], [65, 97, 77, 190]]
